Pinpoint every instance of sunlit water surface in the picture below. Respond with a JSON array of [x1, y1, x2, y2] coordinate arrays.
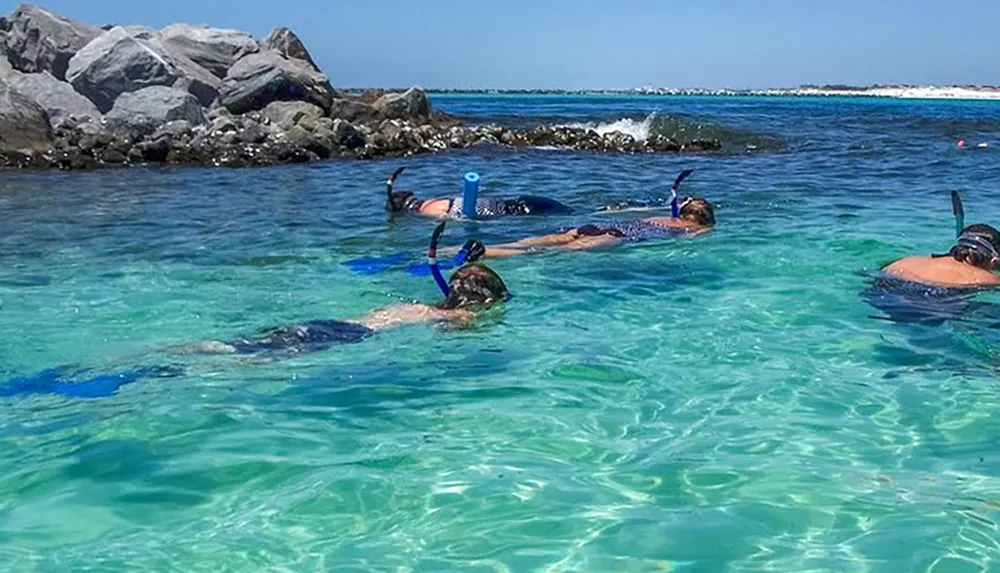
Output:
[[3, 95, 1000, 571]]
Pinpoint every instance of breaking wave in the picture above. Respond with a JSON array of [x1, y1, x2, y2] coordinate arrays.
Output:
[[558, 113, 786, 153]]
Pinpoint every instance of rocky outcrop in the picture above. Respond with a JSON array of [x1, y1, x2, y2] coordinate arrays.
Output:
[[6, 70, 100, 127], [0, 77, 53, 153], [260, 27, 318, 72], [104, 86, 206, 133], [0, 4, 724, 171], [219, 51, 336, 114], [1, 4, 101, 80], [161, 24, 258, 78], [9, 111, 719, 172]]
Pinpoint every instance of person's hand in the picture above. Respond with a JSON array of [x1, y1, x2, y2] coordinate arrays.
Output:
[[460, 239, 486, 263]]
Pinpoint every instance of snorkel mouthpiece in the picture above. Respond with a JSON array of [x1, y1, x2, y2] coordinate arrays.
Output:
[[670, 169, 695, 218], [428, 222, 451, 296]]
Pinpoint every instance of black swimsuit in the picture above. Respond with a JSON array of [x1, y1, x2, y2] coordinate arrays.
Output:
[[574, 220, 682, 242], [861, 274, 983, 326], [229, 320, 374, 355], [447, 196, 571, 217]]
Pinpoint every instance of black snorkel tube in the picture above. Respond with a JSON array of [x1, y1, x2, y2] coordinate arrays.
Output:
[[670, 169, 695, 218], [386, 167, 406, 204], [952, 190, 965, 238]]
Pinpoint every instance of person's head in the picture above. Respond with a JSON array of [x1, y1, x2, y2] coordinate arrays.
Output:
[[436, 263, 510, 310], [948, 224, 1000, 270], [679, 197, 716, 227], [386, 190, 422, 213], [385, 166, 423, 213]]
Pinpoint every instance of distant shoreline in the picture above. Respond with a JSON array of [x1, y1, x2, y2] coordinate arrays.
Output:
[[345, 86, 1000, 101]]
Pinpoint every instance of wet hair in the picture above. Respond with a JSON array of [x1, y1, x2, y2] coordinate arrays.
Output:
[[679, 197, 716, 226], [946, 224, 1000, 270], [436, 264, 510, 310]]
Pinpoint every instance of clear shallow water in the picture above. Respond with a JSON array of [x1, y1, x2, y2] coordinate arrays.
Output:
[[3, 96, 1000, 571]]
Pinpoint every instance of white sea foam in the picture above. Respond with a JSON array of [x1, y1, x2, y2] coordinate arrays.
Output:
[[560, 114, 655, 141]]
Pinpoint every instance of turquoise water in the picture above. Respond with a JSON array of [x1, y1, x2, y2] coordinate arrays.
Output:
[[3, 96, 1000, 571]]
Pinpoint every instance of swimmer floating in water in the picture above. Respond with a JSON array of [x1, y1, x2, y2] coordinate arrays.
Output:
[[881, 191, 1000, 289], [188, 223, 504, 357], [863, 192, 1000, 326], [385, 166, 572, 218], [452, 169, 715, 259], [880, 224, 1000, 289]]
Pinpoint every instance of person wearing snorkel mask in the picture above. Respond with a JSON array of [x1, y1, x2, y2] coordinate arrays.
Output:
[[454, 170, 715, 259], [187, 225, 506, 357], [863, 192, 1000, 327], [880, 224, 1000, 289], [385, 166, 572, 218]]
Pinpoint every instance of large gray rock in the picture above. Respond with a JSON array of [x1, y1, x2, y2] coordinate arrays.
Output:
[[261, 100, 323, 128], [66, 26, 219, 112], [104, 86, 206, 133], [372, 87, 431, 121], [0, 77, 52, 152], [260, 27, 318, 72], [161, 24, 258, 78], [0, 35, 14, 76], [67, 27, 177, 112], [2, 4, 101, 80], [328, 98, 377, 123], [111, 26, 220, 107], [7, 70, 100, 127], [218, 51, 335, 114]]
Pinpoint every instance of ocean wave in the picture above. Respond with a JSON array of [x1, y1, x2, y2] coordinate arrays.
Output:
[[557, 113, 787, 153], [559, 115, 655, 141]]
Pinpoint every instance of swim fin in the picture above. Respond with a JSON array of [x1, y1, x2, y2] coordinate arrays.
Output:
[[0, 364, 184, 399], [342, 252, 413, 275]]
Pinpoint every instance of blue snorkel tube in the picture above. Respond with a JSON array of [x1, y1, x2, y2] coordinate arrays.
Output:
[[428, 221, 474, 296], [952, 190, 965, 238], [462, 172, 480, 218], [670, 169, 695, 218], [428, 222, 451, 295]]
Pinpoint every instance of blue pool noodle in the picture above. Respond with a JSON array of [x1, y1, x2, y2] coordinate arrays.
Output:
[[463, 172, 480, 218]]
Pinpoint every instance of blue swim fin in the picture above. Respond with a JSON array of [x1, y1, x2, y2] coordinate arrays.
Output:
[[342, 252, 413, 275], [0, 364, 185, 400]]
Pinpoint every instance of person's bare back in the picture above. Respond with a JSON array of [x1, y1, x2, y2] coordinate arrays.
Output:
[[882, 256, 1000, 288]]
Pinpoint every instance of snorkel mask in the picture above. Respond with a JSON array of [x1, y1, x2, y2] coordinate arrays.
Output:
[[955, 229, 1000, 267], [944, 191, 1000, 269]]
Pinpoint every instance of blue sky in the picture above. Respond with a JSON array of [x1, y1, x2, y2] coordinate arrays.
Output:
[[16, 0, 999, 89]]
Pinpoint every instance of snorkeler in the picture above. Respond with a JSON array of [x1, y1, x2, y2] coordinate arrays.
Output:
[[1, 227, 500, 399], [878, 224, 1000, 289], [863, 192, 1000, 326], [455, 169, 715, 259], [385, 166, 572, 218], [188, 223, 503, 357], [880, 191, 1000, 289]]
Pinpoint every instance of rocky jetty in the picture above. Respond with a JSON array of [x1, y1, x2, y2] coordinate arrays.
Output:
[[0, 4, 722, 171]]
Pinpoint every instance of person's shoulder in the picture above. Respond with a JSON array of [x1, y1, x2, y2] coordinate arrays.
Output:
[[884, 255, 931, 269]]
